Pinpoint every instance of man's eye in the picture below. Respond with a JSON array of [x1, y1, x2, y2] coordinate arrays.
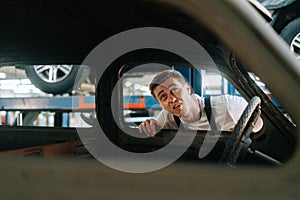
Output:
[[171, 88, 179, 93], [160, 94, 167, 101]]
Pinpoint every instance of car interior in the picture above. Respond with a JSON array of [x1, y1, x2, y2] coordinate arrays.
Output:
[[0, 0, 299, 198]]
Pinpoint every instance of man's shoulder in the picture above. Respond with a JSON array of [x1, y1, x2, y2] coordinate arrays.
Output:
[[211, 94, 245, 103], [192, 94, 246, 106], [157, 109, 173, 120]]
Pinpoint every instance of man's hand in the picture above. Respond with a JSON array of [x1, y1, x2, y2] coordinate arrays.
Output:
[[252, 116, 263, 133], [138, 118, 162, 137]]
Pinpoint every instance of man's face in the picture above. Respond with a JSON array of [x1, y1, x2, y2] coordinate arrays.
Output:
[[153, 77, 191, 116]]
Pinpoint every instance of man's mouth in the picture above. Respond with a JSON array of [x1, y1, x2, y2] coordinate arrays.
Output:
[[173, 104, 182, 110]]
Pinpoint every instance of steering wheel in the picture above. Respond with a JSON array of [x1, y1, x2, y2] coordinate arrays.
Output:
[[219, 96, 261, 166]]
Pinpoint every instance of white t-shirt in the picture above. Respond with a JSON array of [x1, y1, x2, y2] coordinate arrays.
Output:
[[155, 94, 248, 131]]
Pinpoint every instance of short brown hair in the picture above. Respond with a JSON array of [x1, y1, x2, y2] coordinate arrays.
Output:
[[149, 69, 187, 99]]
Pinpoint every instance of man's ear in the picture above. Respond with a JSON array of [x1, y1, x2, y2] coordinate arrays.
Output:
[[153, 95, 162, 105], [185, 83, 191, 95]]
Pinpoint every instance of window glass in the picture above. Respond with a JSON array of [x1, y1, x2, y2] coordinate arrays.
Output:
[[203, 71, 239, 96], [121, 66, 241, 126], [122, 71, 162, 125]]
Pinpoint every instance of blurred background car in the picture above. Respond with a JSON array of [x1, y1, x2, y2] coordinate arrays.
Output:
[[259, 0, 300, 61], [18, 65, 91, 94], [0, 64, 91, 95]]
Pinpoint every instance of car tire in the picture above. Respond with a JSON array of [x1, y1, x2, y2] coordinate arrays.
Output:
[[25, 65, 90, 94], [279, 17, 300, 61]]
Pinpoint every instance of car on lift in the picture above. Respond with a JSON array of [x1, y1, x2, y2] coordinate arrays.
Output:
[[259, 0, 300, 61], [17, 64, 90, 94], [14, 0, 299, 96], [0, 0, 299, 198]]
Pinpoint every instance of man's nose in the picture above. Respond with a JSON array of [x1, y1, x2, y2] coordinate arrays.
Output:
[[168, 93, 177, 102]]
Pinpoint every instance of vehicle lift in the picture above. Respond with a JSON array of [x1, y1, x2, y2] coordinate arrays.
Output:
[[0, 95, 95, 157], [0, 95, 95, 126]]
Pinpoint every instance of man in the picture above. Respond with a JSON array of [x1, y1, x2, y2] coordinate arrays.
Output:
[[138, 69, 263, 137]]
